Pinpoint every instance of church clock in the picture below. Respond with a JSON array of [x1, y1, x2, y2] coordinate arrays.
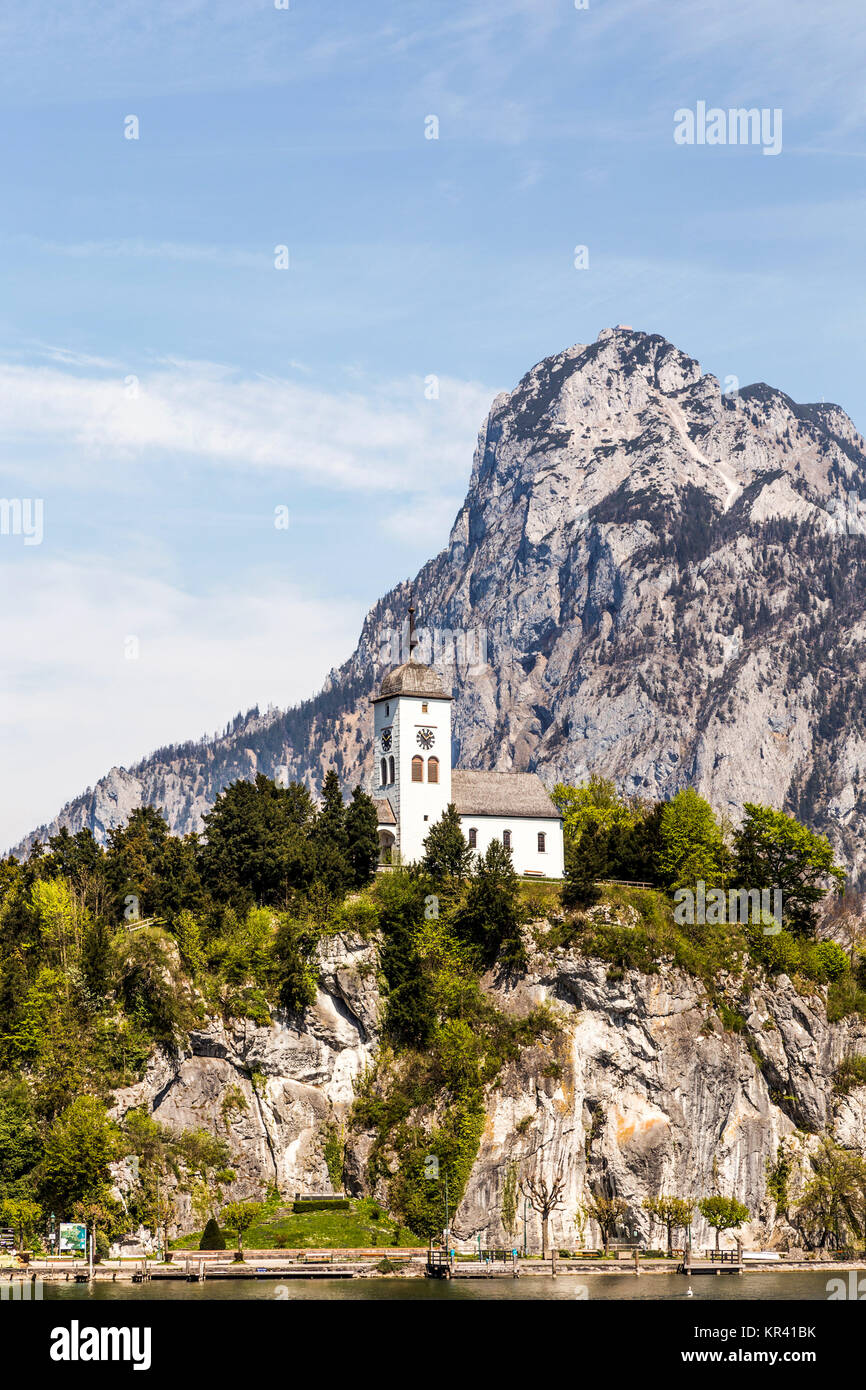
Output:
[[417, 728, 435, 749], [381, 728, 392, 751]]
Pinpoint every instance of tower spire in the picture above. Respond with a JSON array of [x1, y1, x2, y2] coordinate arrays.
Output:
[[407, 595, 418, 661]]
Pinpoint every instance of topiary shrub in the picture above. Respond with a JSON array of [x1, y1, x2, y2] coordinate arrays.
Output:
[[200, 1217, 226, 1250]]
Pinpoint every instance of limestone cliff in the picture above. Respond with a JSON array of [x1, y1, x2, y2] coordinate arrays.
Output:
[[109, 928, 866, 1252]]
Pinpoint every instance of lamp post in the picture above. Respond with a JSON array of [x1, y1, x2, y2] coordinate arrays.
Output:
[[523, 1197, 529, 1257]]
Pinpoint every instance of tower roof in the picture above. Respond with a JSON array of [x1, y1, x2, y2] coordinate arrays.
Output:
[[375, 658, 452, 701]]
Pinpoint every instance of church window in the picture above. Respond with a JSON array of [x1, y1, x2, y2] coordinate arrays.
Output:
[[468, 827, 477, 848], [380, 758, 387, 785], [411, 755, 424, 782], [538, 831, 546, 852], [503, 829, 512, 850], [421, 702, 428, 712], [428, 756, 439, 783], [388, 755, 395, 784]]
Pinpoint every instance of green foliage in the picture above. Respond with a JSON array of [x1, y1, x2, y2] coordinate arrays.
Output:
[[697, 1195, 750, 1247], [642, 1195, 695, 1255], [199, 1217, 226, 1250], [221, 1200, 265, 1253], [344, 786, 381, 889], [500, 1161, 519, 1240], [291, 1198, 350, 1212], [453, 839, 525, 971], [272, 917, 319, 1014], [657, 789, 728, 892], [322, 1121, 345, 1191], [765, 1145, 793, 1217], [422, 805, 474, 883], [199, 774, 316, 911], [39, 1095, 120, 1213], [833, 1053, 866, 1095], [733, 803, 845, 938]]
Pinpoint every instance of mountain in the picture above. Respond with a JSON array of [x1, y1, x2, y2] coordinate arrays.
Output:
[[15, 326, 866, 878]]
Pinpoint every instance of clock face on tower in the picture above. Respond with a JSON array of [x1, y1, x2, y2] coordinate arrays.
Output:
[[417, 728, 435, 750], [381, 728, 392, 751]]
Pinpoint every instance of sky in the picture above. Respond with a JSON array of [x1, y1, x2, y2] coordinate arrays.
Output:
[[1, 0, 865, 849]]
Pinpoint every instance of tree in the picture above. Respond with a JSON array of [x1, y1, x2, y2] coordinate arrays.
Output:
[[376, 873, 436, 1048], [642, 1195, 695, 1257], [520, 1172, 566, 1258], [39, 1095, 120, 1213], [500, 1162, 519, 1246], [697, 1195, 750, 1251], [0, 1197, 42, 1252], [309, 770, 352, 897], [344, 786, 381, 888], [562, 823, 606, 909], [794, 1139, 864, 1250], [200, 1216, 226, 1251], [552, 777, 634, 845], [657, 789, 727, 892], [422, 805, 474, 883], [580, 1194, 630, 1255], [733, 804, 846, 937], [453, 839, 525, 970], [200, 775, 316, 910], [221, 1200, 264, 1259]]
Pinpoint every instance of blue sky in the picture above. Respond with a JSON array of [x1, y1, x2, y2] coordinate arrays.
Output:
[[1, 0, 864, 848]]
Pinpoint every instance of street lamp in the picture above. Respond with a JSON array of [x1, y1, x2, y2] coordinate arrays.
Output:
[[523, 1196, 529, 1257]]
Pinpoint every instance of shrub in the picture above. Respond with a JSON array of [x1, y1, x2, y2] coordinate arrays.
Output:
[[199, 1217, 226, 1250], [833, 1054, 866, 1095]]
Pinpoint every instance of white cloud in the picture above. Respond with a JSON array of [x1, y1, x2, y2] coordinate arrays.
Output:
[[0, 358, 493, 495], [0, 557, 365, 851]]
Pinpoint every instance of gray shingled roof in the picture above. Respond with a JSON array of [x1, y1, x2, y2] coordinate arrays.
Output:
[[450, 770, 561, 818], [375, 798, 396, 826], [376, 659, 452, 701]]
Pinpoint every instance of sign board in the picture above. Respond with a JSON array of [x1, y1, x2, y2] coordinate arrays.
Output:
[[0, 1228, 14, 1250], [59, 1223, 86, 1255]]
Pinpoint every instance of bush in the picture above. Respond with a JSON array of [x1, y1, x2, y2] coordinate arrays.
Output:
[[833, 1054, 866, 1095], [291, 1198, 350, 1213], [199, 1217, 226, 1250]]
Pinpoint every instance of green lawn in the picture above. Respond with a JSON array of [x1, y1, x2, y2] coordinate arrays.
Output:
[[171, 1198, 422, 1251]]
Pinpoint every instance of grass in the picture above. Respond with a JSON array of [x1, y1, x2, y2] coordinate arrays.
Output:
[[170, 1198, 422, 1251]]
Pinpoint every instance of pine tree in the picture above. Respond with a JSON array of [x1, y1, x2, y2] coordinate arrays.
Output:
[[312, 771, 352, 897], [421, 804, 474, 882], [345, 786, 381, 887]]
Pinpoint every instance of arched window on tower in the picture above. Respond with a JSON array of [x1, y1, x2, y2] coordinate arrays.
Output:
[[427, 756, 439, 784], [380, 758, 387, 785], [411, 755, 424, 783], [388, 755, 395, 784]]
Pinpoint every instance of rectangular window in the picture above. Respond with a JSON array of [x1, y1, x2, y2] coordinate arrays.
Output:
[[538, 832, 546, 852], [503, 829, 512, 850], [421, 702, 428, 712]]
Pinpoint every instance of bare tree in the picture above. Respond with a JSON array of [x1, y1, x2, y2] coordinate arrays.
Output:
[[520, 1172, 566, 1258]]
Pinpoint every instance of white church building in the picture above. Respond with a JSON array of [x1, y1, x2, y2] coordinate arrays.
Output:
[[371, 617, 564, 879]]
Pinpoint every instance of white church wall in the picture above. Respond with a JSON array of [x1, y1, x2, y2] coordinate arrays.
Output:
[[373, 690, 452, 865], [459, 814, 564, 879]]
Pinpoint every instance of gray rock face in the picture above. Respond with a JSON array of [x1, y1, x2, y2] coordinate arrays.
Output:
[[456, 949, 866, 1252], [17, 326, 866, 881], [109, 934, 379, 1220], [109, 932, 865, 1251]]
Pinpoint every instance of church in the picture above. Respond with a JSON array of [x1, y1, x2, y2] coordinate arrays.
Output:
[[371, 612, 564, 878]]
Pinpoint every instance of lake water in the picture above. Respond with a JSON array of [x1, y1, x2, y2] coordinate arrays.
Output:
[[41, 1271, 857, 1301]]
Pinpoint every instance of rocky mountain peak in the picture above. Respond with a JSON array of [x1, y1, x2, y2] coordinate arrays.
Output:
[[15, 330, 866, 884]]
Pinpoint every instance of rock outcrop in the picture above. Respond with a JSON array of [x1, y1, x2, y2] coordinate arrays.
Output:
[[109, 930, 866, 1251]]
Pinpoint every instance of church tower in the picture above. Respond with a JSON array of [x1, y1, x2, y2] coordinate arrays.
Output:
[[371, 604, 452, 864]]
